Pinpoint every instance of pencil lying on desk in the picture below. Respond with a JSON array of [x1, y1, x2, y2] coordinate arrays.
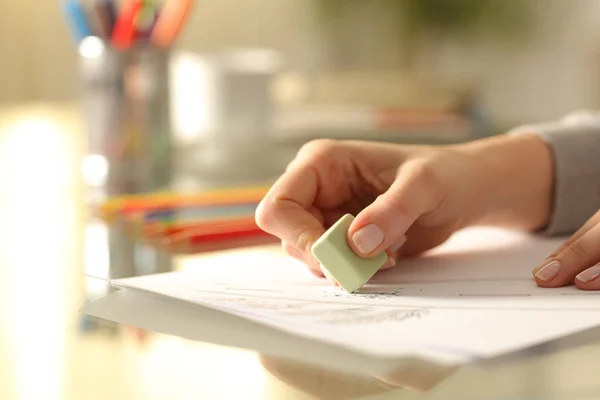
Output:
[[143, 203, 259, 223], [154, 229, 278, 254], [101, 185, 273, 254], [115, 200, 262, 236], [100, 186, 270, 220], [142, 215, 259, 236], [140, 212, 275, 254]]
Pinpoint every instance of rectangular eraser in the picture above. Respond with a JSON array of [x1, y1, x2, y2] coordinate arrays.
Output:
[[311, 214, 387, 293]]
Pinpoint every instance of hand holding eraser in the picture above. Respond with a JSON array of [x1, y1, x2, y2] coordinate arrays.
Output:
[[311, 214, 387, 293]]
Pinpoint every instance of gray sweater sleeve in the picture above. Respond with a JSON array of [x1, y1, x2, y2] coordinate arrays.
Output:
[[509, 111, 600, 235]]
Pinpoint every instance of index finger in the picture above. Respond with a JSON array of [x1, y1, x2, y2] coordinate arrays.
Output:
[[255, 164, 325, 271], [533, 209, 600, 274]]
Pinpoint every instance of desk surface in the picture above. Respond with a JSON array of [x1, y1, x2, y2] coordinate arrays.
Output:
[[1, 103, 600, 400]]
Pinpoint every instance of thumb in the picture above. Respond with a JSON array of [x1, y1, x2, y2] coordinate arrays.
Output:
[[348, 161, 442, 258]]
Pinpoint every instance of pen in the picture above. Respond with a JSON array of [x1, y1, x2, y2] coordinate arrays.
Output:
[[62, 0, 93, 44], [111, 0, 144, 50], [150, 0, 195, 48]]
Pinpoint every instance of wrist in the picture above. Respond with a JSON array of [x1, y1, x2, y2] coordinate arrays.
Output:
[[457, 133, 554, 231]]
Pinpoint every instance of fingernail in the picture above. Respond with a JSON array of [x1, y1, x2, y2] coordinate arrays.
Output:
[[576, 265, 600, 283], [534, 260, 561, 282], [352, 224, 385, 255], [381, 256, 396, 270]]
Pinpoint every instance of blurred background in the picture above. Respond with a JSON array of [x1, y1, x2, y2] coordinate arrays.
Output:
[[4, 0, 600, 122], [2, 0, 600, 399]]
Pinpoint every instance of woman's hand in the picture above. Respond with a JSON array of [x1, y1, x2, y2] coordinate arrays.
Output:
[[256, 134, 553, 278], [534, 210, 600, 290]]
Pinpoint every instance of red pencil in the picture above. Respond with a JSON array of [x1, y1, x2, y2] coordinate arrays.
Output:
[[111, 0, 143, 50], [142, 216, 259, 236], [173, 232, 277, 254], [150, 228, 277, 254], [176, 228, 272, 244]]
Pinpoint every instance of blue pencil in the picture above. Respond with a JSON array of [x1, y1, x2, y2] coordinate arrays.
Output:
[[62, 0, 93, 44]]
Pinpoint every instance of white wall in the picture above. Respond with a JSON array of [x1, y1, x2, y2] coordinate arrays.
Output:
[[476, 0, 600, 124]]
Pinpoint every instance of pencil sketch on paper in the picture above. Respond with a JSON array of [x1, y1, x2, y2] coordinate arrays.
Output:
[[201, 292, 429, 325], [320, 287, 405, 300], [319, 307, 430, 325]]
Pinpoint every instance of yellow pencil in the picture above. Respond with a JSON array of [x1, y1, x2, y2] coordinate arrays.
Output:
[[100, 185, 271, 219]]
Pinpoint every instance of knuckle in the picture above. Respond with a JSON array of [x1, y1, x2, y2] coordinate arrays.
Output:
[[380, 193, 410, 217], [281, 241, 295, 256], [294, 229, 314, 254], [547, 244, 567, 260], [284, 157, 298, 172], [255, 199, 276, 232], [564, 242, 591, 262], [407, 159, 439, 185], [298, 139, 341, 161]]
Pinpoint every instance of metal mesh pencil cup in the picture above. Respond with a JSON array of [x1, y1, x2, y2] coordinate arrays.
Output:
[[78, 37, 173, 279]]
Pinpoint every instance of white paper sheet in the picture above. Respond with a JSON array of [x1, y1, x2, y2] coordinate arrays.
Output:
[[84, 227, 600, 368]]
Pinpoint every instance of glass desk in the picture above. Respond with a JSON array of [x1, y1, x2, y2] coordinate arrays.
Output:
[[1, 103, 600, 400]]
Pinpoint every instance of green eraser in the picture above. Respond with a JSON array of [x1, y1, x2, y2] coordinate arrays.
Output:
[[311, 214, 387, 293]]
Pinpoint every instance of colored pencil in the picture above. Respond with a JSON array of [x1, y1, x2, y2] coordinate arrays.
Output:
[[62, 0, 93, 44], [143, 214, 258, 231], [143, 203, 258, 223], [157, 230, 278, 254], [100, 186, 270, 219], [92, 0, 118, 39], [111, 0, 144, 50], [63, 0, 196, 50], [135, 1, 159, 39], [142, 216, 260, 237], [150, 0, 195, 48]]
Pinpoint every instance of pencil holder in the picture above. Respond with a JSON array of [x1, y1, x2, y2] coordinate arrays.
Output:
[[78, 37, 173, 278], [79, 37, 173, 198]]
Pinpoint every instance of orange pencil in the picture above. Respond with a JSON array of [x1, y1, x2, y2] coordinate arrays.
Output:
[[150, 0, 195, 48], [142, 216, 259, 237], [100, 186, 270, 220]]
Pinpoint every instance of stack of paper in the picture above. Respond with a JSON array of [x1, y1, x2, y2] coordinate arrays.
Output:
[[83, 227, 600, 375]]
